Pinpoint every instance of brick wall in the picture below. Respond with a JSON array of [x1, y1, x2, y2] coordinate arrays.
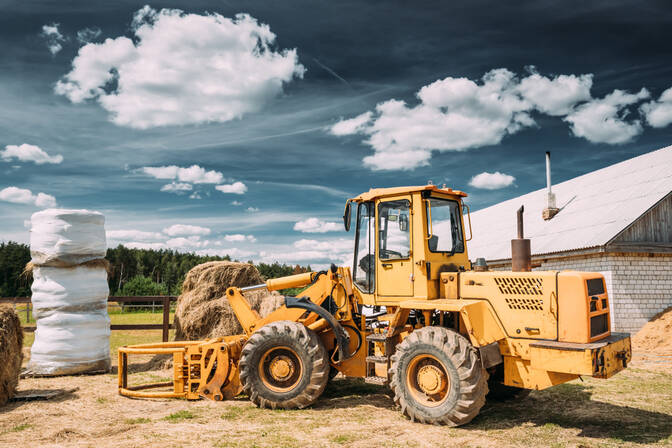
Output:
[[489, 252, 672, 334]]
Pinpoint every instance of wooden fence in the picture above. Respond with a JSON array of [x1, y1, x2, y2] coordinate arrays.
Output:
[[0, 296, 177, 342]]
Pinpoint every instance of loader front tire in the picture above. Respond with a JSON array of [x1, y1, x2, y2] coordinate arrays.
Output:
[[239, 321, 329, 409], [389, 326, 487, 426]]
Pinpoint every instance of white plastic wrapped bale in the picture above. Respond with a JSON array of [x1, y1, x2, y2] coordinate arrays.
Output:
[[26, 265, 111, 376], [30, 209, 107, 266]]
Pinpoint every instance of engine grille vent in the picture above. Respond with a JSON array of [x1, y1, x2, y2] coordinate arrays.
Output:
[[494, 277, 543, 296], [505, 297, 543, 311], [590, 314, 609, 337]]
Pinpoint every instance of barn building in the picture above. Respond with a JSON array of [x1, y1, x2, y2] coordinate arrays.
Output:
[[467, 145, 672, 334]]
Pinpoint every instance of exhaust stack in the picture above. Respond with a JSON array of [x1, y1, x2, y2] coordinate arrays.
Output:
[[542, 151, 560, 220], [512, 205, 531, 272]]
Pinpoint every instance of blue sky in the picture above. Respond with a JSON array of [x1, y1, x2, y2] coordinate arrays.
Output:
[[1, 0, 671, 269]]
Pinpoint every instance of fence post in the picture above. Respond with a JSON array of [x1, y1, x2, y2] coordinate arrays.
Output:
[[162, 297, 170, 342], [26, 302, 30, 323]]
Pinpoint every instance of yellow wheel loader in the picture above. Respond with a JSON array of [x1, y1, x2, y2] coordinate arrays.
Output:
[[118, 184, 631, 426]]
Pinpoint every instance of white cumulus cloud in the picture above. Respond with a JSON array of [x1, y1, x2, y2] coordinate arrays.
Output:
[[160, 182, 193, 193], [564, 88, 650, 144], [330, 69, 537, 171], [293, 217, 341, 233], [163, 224, 211, 236], [41, 23, 66, 55], [143, 165, 223, 184], [166, 236, 208, 249], [34, 193, 58, 208], [328, 68, 657, 170], [224, 234, 256, 243], [468, 171, 516, 190], [0, 144, 63, 165], [330, 112, 372, 136], [517, 71, 593, 116], [55, 7, 305, 129], [215, 182, 247, 195], [641, 87, 672, 128], [107, 229, 165, 242], [76, 27, 102, 44], [0, 187, 57, 208]]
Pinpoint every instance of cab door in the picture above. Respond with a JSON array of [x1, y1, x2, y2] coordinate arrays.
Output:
[[376, 198, 414, 297]]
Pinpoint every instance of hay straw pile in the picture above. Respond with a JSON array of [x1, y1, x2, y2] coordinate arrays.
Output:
[[633, 306, 672, 353], [174, 261, 285, 340], [0, 305, 23, 406]]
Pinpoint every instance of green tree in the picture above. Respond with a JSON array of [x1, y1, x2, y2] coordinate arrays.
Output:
[[0, 242, 31, 297], [0, 242, 311, 298], [118, 275, 168, 296]]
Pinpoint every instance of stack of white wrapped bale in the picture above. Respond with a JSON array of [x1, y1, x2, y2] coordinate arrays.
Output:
[[26, 209, 111, 376]]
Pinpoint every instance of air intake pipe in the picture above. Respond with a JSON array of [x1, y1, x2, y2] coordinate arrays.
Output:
[[511, 205, 531, 272]]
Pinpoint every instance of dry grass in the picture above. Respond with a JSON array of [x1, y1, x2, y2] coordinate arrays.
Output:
[[0, 356, 670, 448]]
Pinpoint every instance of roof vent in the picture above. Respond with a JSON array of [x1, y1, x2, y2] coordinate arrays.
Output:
[[542, 151, 559, 220]]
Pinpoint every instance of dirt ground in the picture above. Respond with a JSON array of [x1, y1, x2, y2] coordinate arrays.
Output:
[[0, 351, 670, 448]]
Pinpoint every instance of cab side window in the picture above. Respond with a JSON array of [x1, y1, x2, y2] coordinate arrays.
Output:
[[378, 200, 411, 260]]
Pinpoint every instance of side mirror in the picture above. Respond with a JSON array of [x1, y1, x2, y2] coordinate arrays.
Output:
[[343, 201, 352, 231], [463, 203, 472, 242]]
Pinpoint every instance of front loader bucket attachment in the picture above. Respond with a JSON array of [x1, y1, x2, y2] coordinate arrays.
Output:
[[118, 336, 245, 401]]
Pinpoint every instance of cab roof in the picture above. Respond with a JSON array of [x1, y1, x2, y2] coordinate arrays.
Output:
[[352, 185, 468, 202]]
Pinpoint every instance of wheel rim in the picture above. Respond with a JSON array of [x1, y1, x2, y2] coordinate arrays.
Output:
[[259, 347, 303, 393], [406, 353, 450, 407]]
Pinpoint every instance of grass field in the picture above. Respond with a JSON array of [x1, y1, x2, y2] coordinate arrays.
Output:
[[1, 359, 670, 448], [4, 308, 671, 447]]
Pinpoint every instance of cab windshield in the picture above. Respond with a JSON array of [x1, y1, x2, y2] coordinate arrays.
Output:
[[425, 197, 464, 254]]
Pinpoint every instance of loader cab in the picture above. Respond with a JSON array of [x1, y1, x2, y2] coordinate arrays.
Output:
[[345, 185, 471, 305]]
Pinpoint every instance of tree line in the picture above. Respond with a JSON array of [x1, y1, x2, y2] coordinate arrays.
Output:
[[0, 241, 310, 297]]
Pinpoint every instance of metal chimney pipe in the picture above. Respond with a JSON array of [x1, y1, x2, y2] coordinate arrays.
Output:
[[542, 151, 559, 220], [512, 205, 531, 271], [546, 151, 552, 194]]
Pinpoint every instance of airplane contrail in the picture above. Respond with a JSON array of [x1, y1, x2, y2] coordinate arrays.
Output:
[[313, 58, 352, 88]]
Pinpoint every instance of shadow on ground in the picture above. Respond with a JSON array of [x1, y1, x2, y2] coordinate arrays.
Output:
[[0, 388, 78, 413], [473, 383, 672, 444], [310, 378, 672, 444], [316, 377, 393, 410]]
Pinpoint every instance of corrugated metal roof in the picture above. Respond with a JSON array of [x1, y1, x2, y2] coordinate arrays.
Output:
[[467, 145, 672, 261]]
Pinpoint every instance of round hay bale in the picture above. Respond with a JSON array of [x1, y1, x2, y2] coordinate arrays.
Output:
[[0, 305, 23, 406], [173, 261, 285, 340]]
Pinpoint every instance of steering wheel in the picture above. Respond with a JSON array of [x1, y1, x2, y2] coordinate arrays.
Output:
[[380, 248, 403, 259], [359, 254, 375, 273]]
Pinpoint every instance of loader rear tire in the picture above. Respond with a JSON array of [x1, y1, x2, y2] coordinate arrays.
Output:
[[239, 321, 329, 409], [389, 326, 487, 426]]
